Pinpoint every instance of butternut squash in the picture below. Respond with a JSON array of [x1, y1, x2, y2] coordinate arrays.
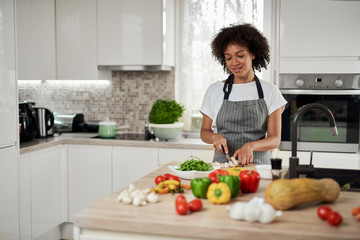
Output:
[[265, 178, 340, 210]]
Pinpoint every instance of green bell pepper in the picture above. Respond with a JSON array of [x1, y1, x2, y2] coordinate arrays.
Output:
[[190, 177, 212, 199], [218, 175, 240, 198]]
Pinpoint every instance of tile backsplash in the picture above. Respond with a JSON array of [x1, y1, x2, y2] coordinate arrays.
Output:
[[18, 71, 175, 132]]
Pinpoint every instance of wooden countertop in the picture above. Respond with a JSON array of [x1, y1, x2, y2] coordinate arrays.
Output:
[[74, 163, 360, 240], [20, 133, 213, 154]]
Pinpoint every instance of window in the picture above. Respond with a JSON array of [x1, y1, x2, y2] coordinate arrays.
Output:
[[176, 0, 264, 131]]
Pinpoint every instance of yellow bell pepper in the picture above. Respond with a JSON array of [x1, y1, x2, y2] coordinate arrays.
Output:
[[227, 167, 246, 177], [207, 182, 231, 204], [157, 180, 180, 188]]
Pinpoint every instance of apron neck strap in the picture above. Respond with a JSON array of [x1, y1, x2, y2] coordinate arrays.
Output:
[[223, 74, 264, 100], [254, 75, 264, 99], [223, 74, 234, 100]]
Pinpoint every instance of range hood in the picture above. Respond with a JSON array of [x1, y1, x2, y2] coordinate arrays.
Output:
[[98, 65, 173, 72], [96, 0, 175, 72]]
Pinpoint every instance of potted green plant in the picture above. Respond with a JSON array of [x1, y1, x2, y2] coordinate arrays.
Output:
[[149, 99, 185, 140]]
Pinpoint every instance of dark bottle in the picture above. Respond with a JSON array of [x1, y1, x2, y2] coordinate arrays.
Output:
[[271, 158, 282, 181]]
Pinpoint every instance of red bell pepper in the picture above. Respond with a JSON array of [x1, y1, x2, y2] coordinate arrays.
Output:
[[208, 169, 229, 183], [163, 173, 181, 183], [155, 173, 181, 185], [239, 170, 260, 193]]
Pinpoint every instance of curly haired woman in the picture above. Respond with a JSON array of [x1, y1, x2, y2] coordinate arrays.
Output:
[[200, 24, 287, 166]]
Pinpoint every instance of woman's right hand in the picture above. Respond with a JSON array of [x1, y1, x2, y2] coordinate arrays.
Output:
[[212, 133, 228, 154], [200, 113, 228, 154]]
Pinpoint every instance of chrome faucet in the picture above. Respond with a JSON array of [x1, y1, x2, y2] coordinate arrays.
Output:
[[287, 103, 338, 179]]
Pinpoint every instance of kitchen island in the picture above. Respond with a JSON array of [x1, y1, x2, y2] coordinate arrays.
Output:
[[73, 163, 360, 240]]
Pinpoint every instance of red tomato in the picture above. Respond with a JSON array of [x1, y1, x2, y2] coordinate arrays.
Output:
[[175, 195, 188, 215], [175, 195, 187, 205], [317, 206, 332, 220], [188, 199, 203, 212], [154, 175, 165, 185], [327, 211, 343, 226], [176, 202, 189, 215]]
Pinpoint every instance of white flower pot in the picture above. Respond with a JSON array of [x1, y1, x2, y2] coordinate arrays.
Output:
[[150, 122, 184, 140]]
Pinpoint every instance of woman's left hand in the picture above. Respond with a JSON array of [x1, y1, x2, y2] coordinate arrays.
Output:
[[233, 143, 254, 166]]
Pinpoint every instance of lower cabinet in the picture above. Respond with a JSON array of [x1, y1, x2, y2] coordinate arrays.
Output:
[[19, 145, 64, 239], [18, 143, 214, 238], [158, 148, 214, 166], [67, 145, 112, 222], [0, 146, 19, 240], [192, 149, 215, 163], [112, 146, 158, 192]]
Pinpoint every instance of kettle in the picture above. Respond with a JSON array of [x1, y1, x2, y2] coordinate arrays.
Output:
[[33, 107, 55, 138], [19, 102, 37, 142]]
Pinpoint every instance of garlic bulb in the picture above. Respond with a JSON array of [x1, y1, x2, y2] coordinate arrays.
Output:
[[227, 197, 282, 224]]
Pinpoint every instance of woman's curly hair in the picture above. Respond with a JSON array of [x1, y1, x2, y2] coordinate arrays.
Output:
[[211, 23, 270, 73]]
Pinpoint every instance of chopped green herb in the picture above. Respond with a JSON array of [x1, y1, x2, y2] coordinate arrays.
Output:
[[178, 156, 214, 171]]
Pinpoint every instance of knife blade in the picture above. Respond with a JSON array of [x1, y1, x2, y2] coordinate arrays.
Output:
[[222, 146, 235, 164]]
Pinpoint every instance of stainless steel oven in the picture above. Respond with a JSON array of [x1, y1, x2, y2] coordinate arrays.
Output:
[[279, 74, 360, 153]]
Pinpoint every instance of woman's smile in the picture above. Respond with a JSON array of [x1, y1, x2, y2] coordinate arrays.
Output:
[[224, 43, 255, 83]]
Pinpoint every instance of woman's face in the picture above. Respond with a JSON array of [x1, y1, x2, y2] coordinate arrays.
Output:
[[224, 43, 255, 82]]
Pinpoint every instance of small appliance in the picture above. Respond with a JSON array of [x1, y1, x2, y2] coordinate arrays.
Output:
[[33, 107, 55, 138], [53, 113, 99, 133], [19, 102, 37, 142]]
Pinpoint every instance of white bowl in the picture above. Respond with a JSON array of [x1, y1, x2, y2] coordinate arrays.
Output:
[[255, 165, 272, 179], [168, 165, 221, 180], [151, 122, 184, 140]]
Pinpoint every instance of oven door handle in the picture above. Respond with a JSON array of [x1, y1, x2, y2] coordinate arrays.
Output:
[[280, 89, 360, 95]]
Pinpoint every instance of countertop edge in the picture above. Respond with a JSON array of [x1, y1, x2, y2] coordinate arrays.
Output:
[[20, 134, 214, 154]]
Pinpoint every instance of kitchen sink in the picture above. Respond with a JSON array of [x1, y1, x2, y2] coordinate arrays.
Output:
[[310, 168, 360, 192]]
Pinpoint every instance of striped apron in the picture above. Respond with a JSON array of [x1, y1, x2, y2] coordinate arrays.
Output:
[[213, 74, 270, 164]]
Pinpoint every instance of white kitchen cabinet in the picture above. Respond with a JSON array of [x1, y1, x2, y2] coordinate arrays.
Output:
[[55, 0, 109, 80], [112, 146, 158, 192], [97, 0, 175, 68], [0, 146, 19, 240], [0, 0, 17, 148], [19, 153, 31, 240], [278, 0, 360, 74], [19, 146, 64, 239], [16, 0, 56, 80], [67, 145, 112, 222], [158, 148, 193, 166], [158, 148, 214, 166], [192, 149, 215, 163], [0, 1, 20, 238]]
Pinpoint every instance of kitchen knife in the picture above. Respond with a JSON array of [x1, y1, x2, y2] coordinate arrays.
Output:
[[222, 146, 235, 164]]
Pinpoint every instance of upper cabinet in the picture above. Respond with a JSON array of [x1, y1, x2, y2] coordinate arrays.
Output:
[[56, 0, 110, 79], [55, 0, 97, 79], [97, 0, 175, 70], [16, 0, 56, 80], [278, 0, 360, 74], [16, 0, 174, 80], [0, 0, 17, 146]]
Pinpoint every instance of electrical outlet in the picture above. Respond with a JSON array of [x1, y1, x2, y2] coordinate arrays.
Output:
[[71, 91, 91, 100]]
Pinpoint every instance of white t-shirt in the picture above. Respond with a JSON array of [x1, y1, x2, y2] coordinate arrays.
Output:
[[200, 79, 287, 132]]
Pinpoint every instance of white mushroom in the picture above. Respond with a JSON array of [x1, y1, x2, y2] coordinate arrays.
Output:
[[122, 195, 132, 204], [132, 197, 142, 206], [147, 192, 159, 203]]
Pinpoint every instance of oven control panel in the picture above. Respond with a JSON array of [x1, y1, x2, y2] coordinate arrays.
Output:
[[279, 74, 360, 89]]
